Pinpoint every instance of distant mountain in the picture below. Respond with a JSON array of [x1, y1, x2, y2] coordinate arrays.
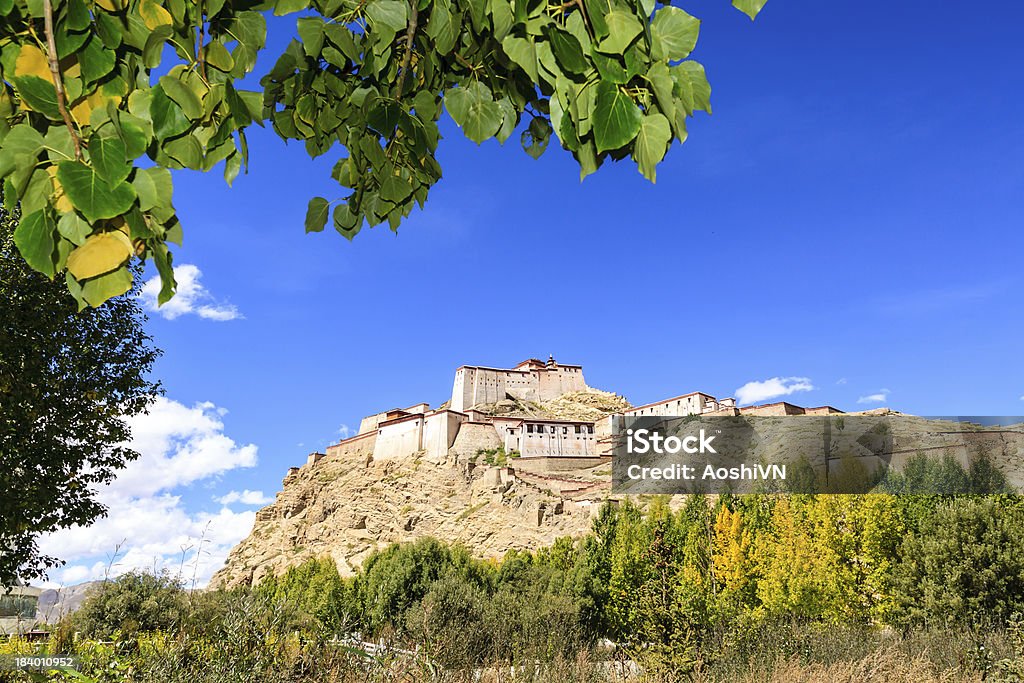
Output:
[[35, 580, 102, 624]]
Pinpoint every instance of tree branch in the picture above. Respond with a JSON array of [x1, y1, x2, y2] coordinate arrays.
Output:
[[42, 0, 82, 160], [394, 0, 419, 99]]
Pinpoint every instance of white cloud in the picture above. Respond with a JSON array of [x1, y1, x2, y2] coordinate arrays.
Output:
[[836, 378, 848, 385], [140, 264, 242, 321], [38, 397, 259, 589], [216, 490, 274, 506], [734, 377, 815, 405], [857, 389, 891, 404], [337, 424, 354, 439], [105, 397, 258, 499]]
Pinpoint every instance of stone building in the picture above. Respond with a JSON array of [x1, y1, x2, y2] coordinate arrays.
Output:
[[312, 357, 845, 476], [450, 356, 588, 413]]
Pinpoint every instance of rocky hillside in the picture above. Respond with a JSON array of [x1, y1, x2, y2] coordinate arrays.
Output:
[[210, 447, 612, 589], [210, 390, 627, 589]]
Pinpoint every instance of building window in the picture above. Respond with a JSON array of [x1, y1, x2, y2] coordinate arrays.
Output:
[[562, 427, 568, 434]]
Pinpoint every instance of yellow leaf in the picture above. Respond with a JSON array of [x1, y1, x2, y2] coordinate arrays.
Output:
[[15, 44, 54, 84], [140, 0, 173, 29], [94, 0, 123, 11], [70, 90, 121, 125], [66, 231, 134, 280], [47, 166, 75, 213]]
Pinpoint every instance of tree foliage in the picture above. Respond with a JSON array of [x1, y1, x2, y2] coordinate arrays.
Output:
[[0, 0, 767, 307], [71, 571, 188, 637], [0, 201, 161, 585]]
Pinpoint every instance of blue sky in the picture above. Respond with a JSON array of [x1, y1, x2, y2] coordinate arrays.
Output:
[[39, 1, 1024, 587]]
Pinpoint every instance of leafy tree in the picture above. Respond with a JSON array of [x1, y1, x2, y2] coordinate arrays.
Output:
[[256, 556, 352, 633], [893, 497, 1024, 628], [71, 570, 187, 637], [0, 0, 767, 307], [352, 536, 490, 633], [0, 202, 160, 585]]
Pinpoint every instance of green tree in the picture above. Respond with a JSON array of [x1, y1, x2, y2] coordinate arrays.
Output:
[[0, 0, 767, 307], [893, 497, 1024, 628], [0, 202, 160, 585], [71, 570, 187, 637], [256, 556, 352, 633]]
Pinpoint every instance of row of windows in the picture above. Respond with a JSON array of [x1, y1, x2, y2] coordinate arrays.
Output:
[[524, 424, 595, 435]]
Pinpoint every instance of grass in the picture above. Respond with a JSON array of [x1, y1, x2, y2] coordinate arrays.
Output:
[[456, 502, 488, 522]]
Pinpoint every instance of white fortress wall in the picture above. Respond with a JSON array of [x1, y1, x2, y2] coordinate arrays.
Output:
[[626, 392, 715, 418], [521, 421, 596, 457], [535, 365, 586, 401], [421, 410, 466, 462], [372, 415, 425, 461]]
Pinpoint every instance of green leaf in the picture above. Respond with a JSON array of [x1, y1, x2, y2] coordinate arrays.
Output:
[[305, 196, 329, 232], [66, 0, 91, 30], [591, 50, 629, 84], [95, 12, 124, 48], [365, 0, 408, 36], [78, 35, 116, 86], [12, 76, 62, 120], [88, 135, 130, 184], [651, 6, 700, 61], [521, 116, 552, 159], [204, 41, 236, 72], [333, 202, 360, 240], [143, 26, 173, 68], [425, 0, 458, 55], [545, 26, 588, 75], [732, 0, 768, 20], [592, 80, 641, 152], [13, 209, 56, 278], [274, 0, 309, 15], [162, 135, 203, 168], [81, 266, 133, 306], [488, 0, 513, 40], [445, 81, 503, 144], [0, 124, 45, 178], [150, 84, 192, 140], [501, 36, 538, 82], [632, 112, 671, 181], [297, 17, 325, 57], [132, 167, 173, 211], [43, 125, 76, 162], [57, 211, 92, 245], [56, 161, 137, 223], [597, 11, 642, 55], [495, 98, 517, 143], [224, 151, 242, 186], [117, 117, 151, 160], [151, 242, 176, 305], [158, 75, 203, 120], [672, 60, 711, 114], [646, 61, 675, 121]]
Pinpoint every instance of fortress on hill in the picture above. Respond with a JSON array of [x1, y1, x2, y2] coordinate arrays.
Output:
[[306, 357, 844, 474]]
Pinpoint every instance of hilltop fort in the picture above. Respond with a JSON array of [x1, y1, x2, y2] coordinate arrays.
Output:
[[309, 355, 842, 473], [210, 357, 844, 588]]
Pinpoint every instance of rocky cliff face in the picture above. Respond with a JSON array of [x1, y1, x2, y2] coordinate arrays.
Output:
[[209, 447, 611, 589]]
